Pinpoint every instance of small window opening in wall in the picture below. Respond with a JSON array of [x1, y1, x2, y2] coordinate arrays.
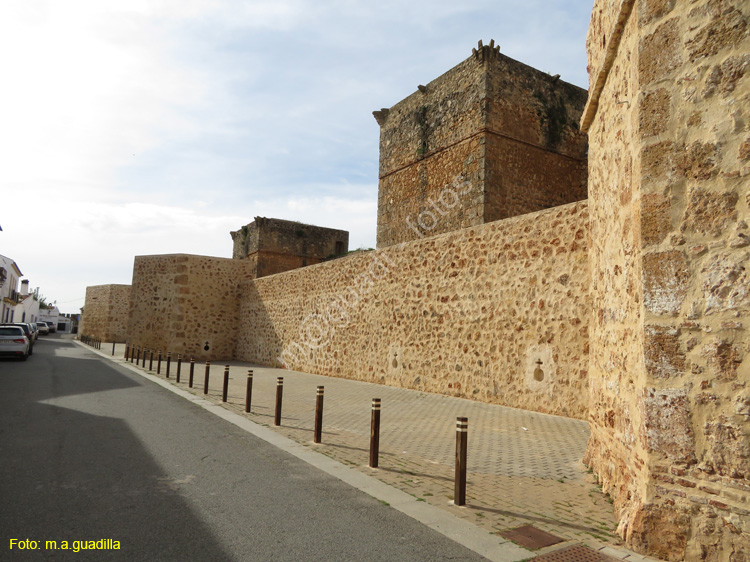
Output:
[[534, 359, 545, 381], [335, 241, 344, 255]]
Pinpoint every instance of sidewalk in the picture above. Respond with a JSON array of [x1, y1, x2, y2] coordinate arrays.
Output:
[[88, 342, 654, 562]]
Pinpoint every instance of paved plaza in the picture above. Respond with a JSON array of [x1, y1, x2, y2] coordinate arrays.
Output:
[[90, 343, 656, 561]]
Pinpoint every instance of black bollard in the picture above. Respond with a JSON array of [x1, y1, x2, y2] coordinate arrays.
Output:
[[176, 354, 182, 383], [454, 417, 468, 506], [369, 398, 381, 468], [189, 358, 195, 388], [274, 377, 283, 426], [149, 349, 154, 371], [112, 341, 115, 356], [314, 386, 324, 444], [245, 370, 253, 413], [203, 362, 210, 395], [157, 351, 162, 374], [166, 352, 171, 378], [222, 365, 230, 402]]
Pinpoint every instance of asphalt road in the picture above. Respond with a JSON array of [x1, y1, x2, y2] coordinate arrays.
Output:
[[0, 336, 489, 561]]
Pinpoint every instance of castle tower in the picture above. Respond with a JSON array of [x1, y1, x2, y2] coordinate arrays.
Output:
[[374, 40, 589, 248]]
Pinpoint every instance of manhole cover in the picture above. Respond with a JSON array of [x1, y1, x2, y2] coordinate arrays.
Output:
[[498, 525, 563, 549], [529, 544, 620, 561]]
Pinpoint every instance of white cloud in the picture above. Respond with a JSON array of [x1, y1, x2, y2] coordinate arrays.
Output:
[[0, 0, 592, 311]]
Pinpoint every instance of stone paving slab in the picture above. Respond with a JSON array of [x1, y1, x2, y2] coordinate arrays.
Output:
[[103, 344, 631, 555]]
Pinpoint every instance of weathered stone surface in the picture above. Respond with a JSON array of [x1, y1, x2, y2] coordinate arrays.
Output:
[[641, 192, 672, 246], [643, 250, 689, 315], [375, 48, 588, 248], [677, 142, 718, 180], [704, 417, 750, 478], [79, 284, 131, 342], [642, 388, 696, 464], [627, 503, 690, 562], [644, 325, 685, 379], [686, 7, 748, 62], [639, 18, 682, 86], [126, 255, 255, 361], [682, 188, 739, 236], [237, 202, 591, 419], [702, 251, 750, 313], [231, 217, 349, 277], [640, 88, 671, 138]]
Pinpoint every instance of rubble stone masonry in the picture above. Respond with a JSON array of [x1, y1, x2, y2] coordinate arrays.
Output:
[[79, 284, 131, 342], [236, 201, 590, 419], [126, 255, 255, 361], [584, 0, 750, 559], [375, 45, 588, 248]]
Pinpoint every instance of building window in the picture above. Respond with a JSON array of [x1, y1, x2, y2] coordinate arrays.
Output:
[[335, 241, 344, 255]]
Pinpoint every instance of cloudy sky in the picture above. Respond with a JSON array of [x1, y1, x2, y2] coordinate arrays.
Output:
[[0, 0, 592, 313]]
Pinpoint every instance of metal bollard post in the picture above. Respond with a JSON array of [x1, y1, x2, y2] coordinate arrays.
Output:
[[176, 354, 182, 383], [314, 386, 324, 444], [124, 344, 129, 360], [166, 352, 172, 378], [149, 349, 154, 371], [157, 351, 162, 374], [189, 358, 195, 388], [454, 417, 468, 506], [369, 398, 381, 468], [112, 341, 115, 356], [222, 365, 230, 402], [274, 377, 283, 426], [203, 362, 210, 395], [245, 370, 253, 413], [130, 345, 135, 363]]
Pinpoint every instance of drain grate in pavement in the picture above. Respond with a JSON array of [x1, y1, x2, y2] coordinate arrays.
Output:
[[498, 525, 563, 549], [529, 544, 620, 561]]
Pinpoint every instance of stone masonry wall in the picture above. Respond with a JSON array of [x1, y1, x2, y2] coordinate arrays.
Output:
[[231, 217, 349, 277], [584, 0, 750, 559], [376, 56, 486, 248], [236, 201, 591, 419], [80, 284, 131, 342], [126, 254, 254, 361], [376, 45, 589, 248]]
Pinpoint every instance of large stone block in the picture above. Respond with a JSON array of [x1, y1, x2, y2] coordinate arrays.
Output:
[[643, 250, 689, 315], [641, 387, 696, 464]]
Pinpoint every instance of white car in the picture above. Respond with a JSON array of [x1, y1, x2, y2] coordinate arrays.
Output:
[[0, 326, 29, 360]]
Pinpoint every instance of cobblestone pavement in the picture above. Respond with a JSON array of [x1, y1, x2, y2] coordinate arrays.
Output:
[[106, 345, 630, 556]]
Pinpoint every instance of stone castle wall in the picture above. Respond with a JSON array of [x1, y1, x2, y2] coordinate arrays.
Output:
[[79, 284, 131, 342], [236, 201, 591, 419], [231, 217, 349, 277], [584, 0, 750, 559], [375, 46, 589, 248], [126, 254, 255, 361]]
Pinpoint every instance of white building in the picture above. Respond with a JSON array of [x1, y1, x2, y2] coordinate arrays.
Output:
[[1, 255, 43, 325], [0, 254, 23, 323]]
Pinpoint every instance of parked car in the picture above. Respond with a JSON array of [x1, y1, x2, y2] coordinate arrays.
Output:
[[28, 322, 39, 341], [36, 322, 49, 336], [43, 321, 57, 334], [0, 326, 29, 360], [2, 323, 35, 355]]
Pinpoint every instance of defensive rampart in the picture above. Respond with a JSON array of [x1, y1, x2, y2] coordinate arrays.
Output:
[[236, 201, 590, 419], [79, 284, 131, 342]]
